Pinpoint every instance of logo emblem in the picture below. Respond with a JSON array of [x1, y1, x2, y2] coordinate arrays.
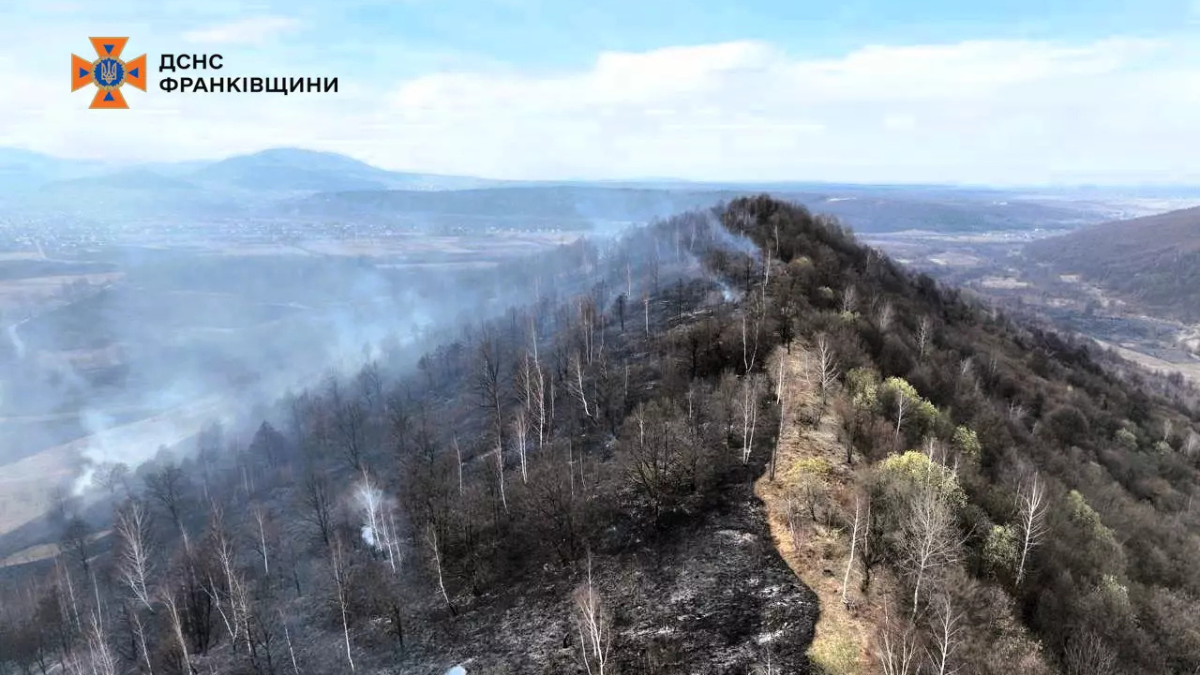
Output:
[[71, 38, 147, 109]]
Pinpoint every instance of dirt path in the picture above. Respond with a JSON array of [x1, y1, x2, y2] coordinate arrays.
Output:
[[754, 345, 885, 675]]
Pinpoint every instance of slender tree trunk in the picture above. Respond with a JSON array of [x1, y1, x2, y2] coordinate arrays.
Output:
[[842, 497, 860, 604]]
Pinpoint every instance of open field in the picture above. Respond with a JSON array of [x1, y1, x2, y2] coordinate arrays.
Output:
[[0, 272, 123, 310], [1095, 340, 1200, 386]]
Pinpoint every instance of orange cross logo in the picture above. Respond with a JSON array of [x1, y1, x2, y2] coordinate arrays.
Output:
[[71, 38, 147, 109]]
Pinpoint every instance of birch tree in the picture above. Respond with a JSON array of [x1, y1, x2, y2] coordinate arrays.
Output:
[[251, 504, 271, 578], [1015, 473, 1048, 586], [425, 524, 454, 615], [877, 604, 919, 675], [572, 554, 612, 675], [642, 291, 650, 334], [114, 500, 154, 611], [161, 587, 191, 675], [841, 496, 860, 605], [925, 593, 963, 675], [329, 538, 355, 672], [815, 333, 839, 404], [739, 374, 763, 465], [494, 436, 509, 514], [84, 612, 118, 675], [569, 352, 593, 420], [770, 356, 787, 481], [901, 481, 961, 614], [512, 409, 530, 483], [876, 300, 894, 332], [841, 286, 858, 314]]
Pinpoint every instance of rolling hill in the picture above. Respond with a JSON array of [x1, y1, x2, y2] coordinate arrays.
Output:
[[1026, 205, 1200, 320]]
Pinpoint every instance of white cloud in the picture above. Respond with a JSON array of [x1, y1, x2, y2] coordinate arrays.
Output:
[[183, 16, 302, 45], [2, 36, 1199, 184]]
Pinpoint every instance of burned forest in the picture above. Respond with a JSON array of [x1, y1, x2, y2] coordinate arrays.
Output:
[[4, 196, 1200, 675]]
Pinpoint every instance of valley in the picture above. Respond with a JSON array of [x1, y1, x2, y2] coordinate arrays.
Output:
[[863, 205, 1200, 387], [0, 228, 582, 550]]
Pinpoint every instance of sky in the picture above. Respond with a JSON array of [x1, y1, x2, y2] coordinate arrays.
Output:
[[1, 0, 1199, 184]]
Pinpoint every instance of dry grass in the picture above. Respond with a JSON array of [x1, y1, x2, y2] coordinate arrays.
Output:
[[755, 346, 898, 675], [0, 272, 123, 310]]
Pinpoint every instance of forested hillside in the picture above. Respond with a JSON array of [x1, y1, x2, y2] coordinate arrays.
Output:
[[3, 197, 1200, 675], [1026, 205, 1200, 320]]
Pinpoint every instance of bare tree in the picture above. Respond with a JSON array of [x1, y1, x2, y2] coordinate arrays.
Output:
[[357, 470, 401, 573], [635, 291, 646, 337], [132, 607, 155, 675], [329, 538, 355, 672], [925, 593, 963, 675], [578, 297, 598, 365], [841, 285, 858, 314], [894, 392, 909, 445], [251, 504, 271, 578], [162, 587, 192, 675], [517, 351, 547, 450], [770, 355, 787, 481], [208, 509, 249, 652], [569, 352, 594, 420], [425, 524, 455, 615], [572, 554, 612, 675], [877, 603, 919, 675], [144, 464, 190, 545], [114, 500, 154, 610], [917, 316, 932, 361], [301, 469, 334, 548], [815, 333, 839, 404], [901, 484, 961, 614], [741, 303, 762, 374], [95, 462, 131, 501], [328, 379, 368, 472], [513, 409, 530, 483], [454, 436, 464, 495], [1015, 473, 1048, 586], [476, 336, 505, 444], [1064, 630, 1118, 675], [841, 495, 860, 605], [739, 374, 763, 465], [876, 300, 894, 332], [84, 612, 117, 675], [280, 610, 301, 675]]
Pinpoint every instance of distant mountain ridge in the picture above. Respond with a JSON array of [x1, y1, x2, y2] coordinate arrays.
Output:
[[0, 146, 1156, 234], [190, 148, 497, 193], [1026, 205, 1200, 319], [1, 147, 499, 200]]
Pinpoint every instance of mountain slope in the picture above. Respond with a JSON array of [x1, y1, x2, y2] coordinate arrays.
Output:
[[1026, 205, 1200, 319], [2, 197, 1200, 675]]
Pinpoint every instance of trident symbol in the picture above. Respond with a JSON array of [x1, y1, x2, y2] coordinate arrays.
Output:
[[99, 60, 119, 85], [72, 37, 147, 109]]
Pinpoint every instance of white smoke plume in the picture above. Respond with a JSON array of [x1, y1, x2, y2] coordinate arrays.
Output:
[[354, 471, 402, 574]]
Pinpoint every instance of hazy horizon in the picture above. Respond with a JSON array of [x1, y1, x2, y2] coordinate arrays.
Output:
[[4, 1, 1200, 185], [5, 144, 1200, 191]]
